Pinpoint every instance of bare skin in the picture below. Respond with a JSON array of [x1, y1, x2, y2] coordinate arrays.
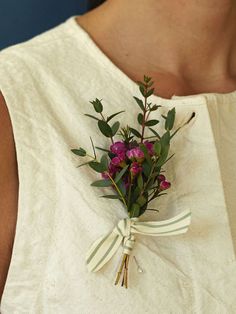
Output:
[[0, 91, 19, 302], [76, 0, 236, 99]]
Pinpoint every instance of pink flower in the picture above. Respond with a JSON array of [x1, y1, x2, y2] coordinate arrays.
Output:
[[116, 151, 126, 161], [111, 154, 126, 167], [144, 140, 154, 156], [158, 174, 166, 182], [130, 162, 142, 176], [111, 157, 122, 166], [159, 180, 171, 191], [110, 141, 127, 155], [126, 147, 144, 161]]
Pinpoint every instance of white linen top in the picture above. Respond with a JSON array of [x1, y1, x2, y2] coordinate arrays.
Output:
[[0, 14, 236, 314]]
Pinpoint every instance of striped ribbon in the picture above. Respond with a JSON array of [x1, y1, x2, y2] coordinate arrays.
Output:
[[86, 208, 191, 272]]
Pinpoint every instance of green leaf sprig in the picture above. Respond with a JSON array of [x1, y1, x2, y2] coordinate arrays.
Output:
[[71, 75, 195, 218]]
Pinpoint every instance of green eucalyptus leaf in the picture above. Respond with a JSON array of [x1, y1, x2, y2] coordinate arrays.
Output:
[[148, 127, 161, 139], [145, 119, 159, 127], [129, 127, 142, 138], [130, 203, 140, 217], [100, 194, 121, 199], [142, 160, 152, 177], [71, 148, 86, 157], [91, 179, 112, 187], [111, 121, 120, 136], [154, 141, 161, 155], [116, 180, 126, 197], [137, 173, 143, 189], [145, 88, 154, 97], [136, 195, 147, 207], [84, 114, 99, 121], [165, 108, 176, 131], [131, 186, 141, 203], [161, 130, 171, 146], [139, 85, 146, 97], [137, 113, 144, 125], [149, 104, 161, 111], [90, 98, 103, 113], [98, 120, 113, 137], [100, 154, 109, 171], [156, 144, 170, 167], [89, 161, 107, 173], [114, 165, 129, 183], [107, 110, 125, 122], [133, 96, 145, 111]]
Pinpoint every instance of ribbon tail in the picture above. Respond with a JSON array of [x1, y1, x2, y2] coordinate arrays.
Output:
[[86, 231, 123, 272], [132, 208, 191, 236]]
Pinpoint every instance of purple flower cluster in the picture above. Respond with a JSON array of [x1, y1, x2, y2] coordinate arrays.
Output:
[[102, 140, 171, 191]]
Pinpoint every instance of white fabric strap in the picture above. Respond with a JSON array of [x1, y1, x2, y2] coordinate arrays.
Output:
[[86, 208, 191, 272]]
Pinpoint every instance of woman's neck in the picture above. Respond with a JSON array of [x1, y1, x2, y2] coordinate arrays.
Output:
[[77, 0, 236, 97]]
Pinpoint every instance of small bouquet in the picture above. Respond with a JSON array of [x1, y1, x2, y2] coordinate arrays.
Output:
[[71, 75, 192, 288]]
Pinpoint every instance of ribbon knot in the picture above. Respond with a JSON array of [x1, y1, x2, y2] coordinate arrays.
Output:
[[86, 209, 191, 273], [113, 217, 139, 255]]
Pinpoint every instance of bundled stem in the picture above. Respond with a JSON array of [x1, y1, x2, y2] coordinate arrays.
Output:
[[114, 253, 130, 288]]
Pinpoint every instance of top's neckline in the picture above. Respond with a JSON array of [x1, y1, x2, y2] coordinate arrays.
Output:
[[64, 14, 236, 105]]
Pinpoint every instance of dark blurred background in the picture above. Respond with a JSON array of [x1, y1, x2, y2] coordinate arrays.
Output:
[[0, 0, 89, 50]]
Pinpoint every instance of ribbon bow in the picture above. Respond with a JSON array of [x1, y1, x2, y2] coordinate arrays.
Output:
[[86, 208, 191, 272]]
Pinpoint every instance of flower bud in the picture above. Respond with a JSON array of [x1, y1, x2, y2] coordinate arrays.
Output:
[[144, 140, 154, 156], [130, 162, 142, 176], [111, 154, 126, 167], [110, 141, 127, 155], [159, 180, 171, 191], [158, 174, 166, 182], [126, 147, 145, 162]]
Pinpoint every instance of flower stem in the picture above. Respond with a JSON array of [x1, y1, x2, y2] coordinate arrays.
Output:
[[114, 254, 126, 285], [114, 253, 130, 288], [140, 84, 148, 143], [86, 153, 96, 160], [140, 161, 156, 195], [106, 173, 128, 209], [127, 173, 133, 209], [110, 136, 114, 144]]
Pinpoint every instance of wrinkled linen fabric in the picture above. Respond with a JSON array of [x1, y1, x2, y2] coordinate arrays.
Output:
[[0, 15, 236, 314]]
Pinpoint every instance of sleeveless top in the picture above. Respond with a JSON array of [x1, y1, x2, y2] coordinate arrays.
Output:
[[0, 14, 236, 313]]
